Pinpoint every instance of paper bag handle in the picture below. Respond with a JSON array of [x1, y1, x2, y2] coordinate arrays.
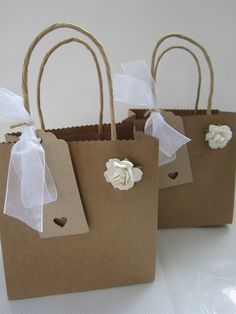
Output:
[[151, 33, 214, 115], [153, 46, 201, 115], [36, 38, 104, 133], [22, 23, 117, 140]]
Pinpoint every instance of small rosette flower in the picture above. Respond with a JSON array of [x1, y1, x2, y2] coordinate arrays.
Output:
[[104, 158, 143, 190], [205, 124, 232, 149]]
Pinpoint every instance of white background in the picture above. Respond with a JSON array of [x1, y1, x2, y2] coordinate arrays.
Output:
[[0, 0, 235, 137], [0, 1, 236, 313]]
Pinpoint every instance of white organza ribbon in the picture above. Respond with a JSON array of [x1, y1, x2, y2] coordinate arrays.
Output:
[[0, 87, 57, 232], [113, 60, 191, 166]]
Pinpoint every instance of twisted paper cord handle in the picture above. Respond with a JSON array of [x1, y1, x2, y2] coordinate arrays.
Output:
[[36, 38, 104, 133], [153, 46, 201, 114], [151, 33, 214, 115], [22, 23, 117, 140]]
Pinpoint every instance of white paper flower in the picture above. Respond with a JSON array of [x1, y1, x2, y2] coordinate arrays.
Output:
[[104, 158, 143, 190], [205, 124, 232, 149]]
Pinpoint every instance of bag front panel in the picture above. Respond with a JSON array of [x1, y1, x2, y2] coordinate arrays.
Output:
[[126, 109, 236, 228], [159, 111, 236, 228], [0, 137, 159, 299]]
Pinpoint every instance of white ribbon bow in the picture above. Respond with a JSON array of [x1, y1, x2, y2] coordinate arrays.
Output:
[[113, 60, 191, 166], [0, 87, 57, 232]]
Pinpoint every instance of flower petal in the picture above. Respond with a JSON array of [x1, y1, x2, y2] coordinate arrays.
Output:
[[132, 167, 143, 182], [106, 158, 120, 170], [206, 124, 232, 149], [104, 170, 112, 182], [120, 160, 134, 168]]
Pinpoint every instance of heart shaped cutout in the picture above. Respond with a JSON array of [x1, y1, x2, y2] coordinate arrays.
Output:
[[53, 217, 67, 227], [168, 172, 178, 180]]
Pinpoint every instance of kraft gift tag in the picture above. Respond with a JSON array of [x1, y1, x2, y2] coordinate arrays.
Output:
[[159, 111, 193, 189], [5, 130, 89, 238], [38, 130, 89, 238], [133, 110, 193, 189]]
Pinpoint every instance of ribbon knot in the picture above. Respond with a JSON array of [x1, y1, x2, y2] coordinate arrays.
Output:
[[0, 87, 57, 232], [144, 108, 163, 118], [113, 60, 191, 166]]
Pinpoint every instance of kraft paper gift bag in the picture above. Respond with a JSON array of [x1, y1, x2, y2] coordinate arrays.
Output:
[[122, 33, 236, 229], [0, 23, 159, 300]]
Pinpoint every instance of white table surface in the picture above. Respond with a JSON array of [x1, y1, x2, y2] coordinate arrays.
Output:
[[1, 212, 236, 314]]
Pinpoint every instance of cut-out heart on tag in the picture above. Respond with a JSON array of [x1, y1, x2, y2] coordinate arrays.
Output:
[[53, 217, 67, 227], [168, 172, 178, 180]]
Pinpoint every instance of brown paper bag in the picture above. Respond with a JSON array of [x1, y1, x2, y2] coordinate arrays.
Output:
[[125, 34, 236, 229], [0, 23, 159, 299]]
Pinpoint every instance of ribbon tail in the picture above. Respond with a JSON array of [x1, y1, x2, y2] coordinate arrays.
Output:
[[44, 163, 57, 204], [145, 112, 191, 166], [0, 87, 32, 124], [4, 144, 43, 231], [159, 119, 191, 157], [159, 152, 177, 166], [113, 74, 155, 107], [4, 131, 57, 232]]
